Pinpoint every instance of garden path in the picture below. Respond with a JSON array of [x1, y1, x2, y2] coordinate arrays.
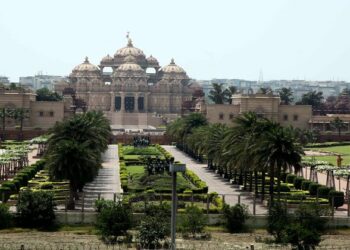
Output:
[[162, 146, 267, 215], [76, 144, 121, 210]]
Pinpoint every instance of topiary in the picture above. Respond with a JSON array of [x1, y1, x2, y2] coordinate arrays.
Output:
[[0, 203, 13, 229], [317, 186, 332, 199], [286, 174, 297, 184], [329, 190, 344, 208], [301, 180, 312, 191], [274, 183, 291, 192], [309, 183, 321, 196], [293, 177, 304, 190]]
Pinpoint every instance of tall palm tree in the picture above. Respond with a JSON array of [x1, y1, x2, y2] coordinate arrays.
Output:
[[0, 108, 10, 141], [208, 83, 230, 104], [257, 125, 304, 203], [8, 108, 30, 141], [278, 87, 294, 105], [46, 111, 112, 209], [47, 139, 99, 209], [227, 86, 237, 104], [331, 117, 347, 137]]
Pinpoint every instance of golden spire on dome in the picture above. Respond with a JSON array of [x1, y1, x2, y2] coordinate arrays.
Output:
[[84, 56, 89, 63], [170, 58, 175, 64]]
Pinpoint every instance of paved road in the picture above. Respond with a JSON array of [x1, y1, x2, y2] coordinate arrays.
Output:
[[162, 145, 267, 215]]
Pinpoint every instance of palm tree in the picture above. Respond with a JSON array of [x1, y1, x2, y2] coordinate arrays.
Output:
[[0, 108, 10, 141], [257, 125, 304, 203], [47, 139, 99, 209], [46, 111, 112, 209], [331, 117, 347, 137], [297, 91, 324, 110], [227, 86, 237, 104], [278, 87, 294, 105], [208, 83, 230, 104], [8, 108, 30, 141]]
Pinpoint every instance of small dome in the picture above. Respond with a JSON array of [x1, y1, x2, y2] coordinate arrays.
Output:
[[112, 55, 146, 78], [147, 55, 159, 66], [70, 57, 101, 78], [159, 58, 188, 80], [100, 54, 113, 64]]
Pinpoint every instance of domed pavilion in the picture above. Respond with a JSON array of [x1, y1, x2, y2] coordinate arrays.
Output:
[[56, 35, 194, 128]]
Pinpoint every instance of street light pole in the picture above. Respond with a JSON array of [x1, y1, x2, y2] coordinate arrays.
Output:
[[170, 160, 186, 250], [171, 167, 177, 250]]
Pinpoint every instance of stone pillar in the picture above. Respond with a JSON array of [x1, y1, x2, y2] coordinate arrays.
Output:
[[110, 92, 114, 112], [134, 93, 139, 112], [121, 93, 125, 112]]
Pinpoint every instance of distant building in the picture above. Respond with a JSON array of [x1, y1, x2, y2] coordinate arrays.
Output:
[[19, 74, 66, 90], [0, 76, 10, 84]]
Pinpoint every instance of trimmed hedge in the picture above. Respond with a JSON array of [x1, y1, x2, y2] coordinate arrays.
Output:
[[293, 177, 304, 190], [183, 169, 208, 194], [309, 183, 321, 196], [286, 174, 297, 184], [274, 183, 291, 192], [318, 186, 332, 199], [0, 159, 46, 202], [329, 190, 344, 208], [301, 180, 312, 191]]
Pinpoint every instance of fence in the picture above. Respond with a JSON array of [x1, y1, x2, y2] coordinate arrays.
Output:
[[0, 242, 291, 250]]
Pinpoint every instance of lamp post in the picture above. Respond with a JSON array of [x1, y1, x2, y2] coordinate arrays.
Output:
[[170, 160, 186, 250]]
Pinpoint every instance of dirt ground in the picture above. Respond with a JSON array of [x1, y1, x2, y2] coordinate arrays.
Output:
[[1, 229, 350, 249]]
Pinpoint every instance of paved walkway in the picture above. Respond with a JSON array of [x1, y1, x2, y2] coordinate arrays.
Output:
[[162, 146, 267, 215], [76, 144, 121, 210]]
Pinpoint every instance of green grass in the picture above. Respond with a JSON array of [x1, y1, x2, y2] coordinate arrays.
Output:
[[304, 144, 350, 165], [126, 165, 195, 192], [122, 146, 161, 156]]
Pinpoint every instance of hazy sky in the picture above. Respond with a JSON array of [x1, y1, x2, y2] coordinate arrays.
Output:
[[1, 0, 350, 82]]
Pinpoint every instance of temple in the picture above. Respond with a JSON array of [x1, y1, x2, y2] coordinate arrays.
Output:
[[55, 36, 195, 129]]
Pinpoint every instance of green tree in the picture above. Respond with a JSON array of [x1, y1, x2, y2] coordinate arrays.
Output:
[[331, 117, 347, 137], [0, 108, 11, 141], [208, 83, 230, 104], [297, 90, 324, 109], [278, 87, 294, 105], [46, 111, 111, 209], [227, 86, 237, 104], [222, 204, 249, 233], [8, 108, 30, 140], [180, 205, 208, 237], [36, 87, 63, 101], [96, 200, 132, 243], [257, 125, 304, 202]]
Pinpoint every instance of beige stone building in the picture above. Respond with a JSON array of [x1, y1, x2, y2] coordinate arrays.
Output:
[[206, 92, 312, 130], [0, 87, 64, 129], [55, 36, 194, 129]]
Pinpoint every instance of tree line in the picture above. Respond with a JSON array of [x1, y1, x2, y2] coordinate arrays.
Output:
[[167, 112, 305, 202]]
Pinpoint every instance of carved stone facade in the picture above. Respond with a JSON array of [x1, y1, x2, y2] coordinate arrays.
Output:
[[55, 37, 193, 127]]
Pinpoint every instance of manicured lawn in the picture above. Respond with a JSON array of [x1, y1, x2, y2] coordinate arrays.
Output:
[[304, 144, 350, 165], [126, 165, 195, 192], [122, 146, 161, 156]]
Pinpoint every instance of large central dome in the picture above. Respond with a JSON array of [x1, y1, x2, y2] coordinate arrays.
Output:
[[113, 38, 148, 68]]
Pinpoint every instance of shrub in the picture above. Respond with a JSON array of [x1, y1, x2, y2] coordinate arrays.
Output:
[[222, 204, 249, 233], [274, 183, 290, 192], [0, 203, 13, 229], [280, 172, 288, 183], [268, 202, 289, 243], [96, 200, 132, 243], [301, 180, 312, 191], [17, 190, 56, 228], [293, 177, 304, 190], [139, 203, 171, 248], [286, 174, 297, 184], [317, 186, 332, 199], [0, 187, 11, 202], [180, 205, 208, 237], [309, 183, 321, 196], [329, 191, 344, 208]]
